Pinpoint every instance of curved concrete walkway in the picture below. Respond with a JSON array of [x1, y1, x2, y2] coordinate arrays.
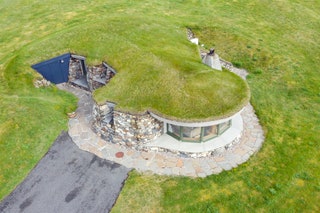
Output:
[[57, 82, 264, 178]]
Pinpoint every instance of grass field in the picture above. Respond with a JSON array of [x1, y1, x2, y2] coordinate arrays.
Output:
[[0, 0, 319, 212]]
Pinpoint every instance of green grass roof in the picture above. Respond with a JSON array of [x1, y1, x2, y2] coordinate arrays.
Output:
[[7, 8, 249, 122], [0, 0, 249, 121], [90, 20, 249, 121]]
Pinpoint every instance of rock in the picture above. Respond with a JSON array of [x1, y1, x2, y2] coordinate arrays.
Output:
[[67, 112, 77, 118], [202, 53, 222, 71], [33, 78, 51, 88], [176, 159, 184, 168], [190, 38, 199, 45]]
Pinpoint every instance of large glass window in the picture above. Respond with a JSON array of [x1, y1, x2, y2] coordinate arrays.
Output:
[[181, 127, 201, 142], [218, 120, 231, 134], [167, 124, 181, 139], [202, 125, 218, 141], [167, 120, 232, 143]]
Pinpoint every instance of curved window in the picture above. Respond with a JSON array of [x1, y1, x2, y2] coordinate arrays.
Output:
[[167, 120, 232, 143], [203, 125, 218, 141], [167, 124, 180, 139], [218, 120, 231, 134], [182, 127, 201, 142]]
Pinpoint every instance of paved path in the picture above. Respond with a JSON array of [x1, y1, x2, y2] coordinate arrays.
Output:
[[58, 83, 264, 178], [0, 132, 131, 213]]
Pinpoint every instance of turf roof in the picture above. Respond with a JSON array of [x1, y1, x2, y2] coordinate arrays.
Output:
[[16, 13, 249, 122], [93, 25, 250, 122]]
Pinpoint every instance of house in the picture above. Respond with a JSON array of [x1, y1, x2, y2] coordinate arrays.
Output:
[[32, 37, 249, 158]]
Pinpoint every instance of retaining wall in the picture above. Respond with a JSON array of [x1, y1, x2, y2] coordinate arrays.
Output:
[[92, 102, 163, 150]]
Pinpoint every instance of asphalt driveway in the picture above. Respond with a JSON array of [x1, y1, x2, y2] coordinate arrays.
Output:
[[0, 131, 131, 213]]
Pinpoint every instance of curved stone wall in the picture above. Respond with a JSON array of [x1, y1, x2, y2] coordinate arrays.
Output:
[[92, 102, 163, 150], [113, 111, 163, 149], [92, 102, 115, 142], [92, 100, 244, 155]]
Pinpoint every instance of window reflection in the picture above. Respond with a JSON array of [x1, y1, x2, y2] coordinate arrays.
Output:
[[167, 124, 180, 138], [182, 127, 201, 142], [203, 125, 218, 141], [219, 120, 231, 133], [167, 120, 231, 142]]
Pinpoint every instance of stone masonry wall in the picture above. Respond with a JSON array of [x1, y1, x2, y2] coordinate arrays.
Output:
[[92, 102, 163, 149], [87, 65, 107, 91], [69, 58, 83, 82], [69, 57, 116, 91], [92, 102, 114, 141], [113, 111, 163, 150], [87, 65, 115, 91]]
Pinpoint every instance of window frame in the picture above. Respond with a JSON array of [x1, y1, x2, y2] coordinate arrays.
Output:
[[166, 119, 232, 143]]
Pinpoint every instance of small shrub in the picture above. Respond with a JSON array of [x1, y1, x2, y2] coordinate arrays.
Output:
[[269, 188, 277, 195], [253, 68, 263, 74], [252, 55, 258, 61], [294, 172, 313, 180], [232, 61, 243, 68]]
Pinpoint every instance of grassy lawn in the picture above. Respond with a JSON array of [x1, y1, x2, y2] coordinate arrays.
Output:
[[1, 0, 319, 212]]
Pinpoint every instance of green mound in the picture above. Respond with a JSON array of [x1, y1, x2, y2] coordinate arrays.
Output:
[[0, 2, 249, 122], [89, 19, 249, 121]]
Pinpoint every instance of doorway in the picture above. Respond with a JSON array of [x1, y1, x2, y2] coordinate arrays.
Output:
[[68, 54, 89, 90]]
